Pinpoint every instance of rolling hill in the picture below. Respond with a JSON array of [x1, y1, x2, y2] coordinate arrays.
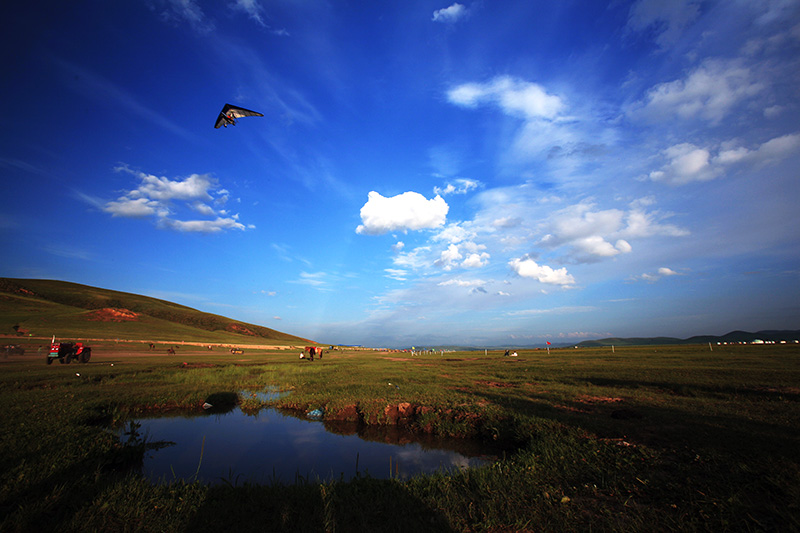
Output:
[[0, 278, 312, 345], [576, 330, 800, 347]]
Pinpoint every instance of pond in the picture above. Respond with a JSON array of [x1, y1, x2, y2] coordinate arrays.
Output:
[[122, 406, 509, 485]]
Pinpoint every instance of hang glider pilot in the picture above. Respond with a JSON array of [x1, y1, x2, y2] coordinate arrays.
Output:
[[214, 103, 264, 129]]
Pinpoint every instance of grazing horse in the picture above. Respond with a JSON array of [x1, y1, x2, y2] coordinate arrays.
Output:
[[167, 347, 175, 355]]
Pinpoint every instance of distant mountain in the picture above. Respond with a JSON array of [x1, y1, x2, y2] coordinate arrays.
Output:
[[577, 330, 800, 347], [0, 278, 311, 345]]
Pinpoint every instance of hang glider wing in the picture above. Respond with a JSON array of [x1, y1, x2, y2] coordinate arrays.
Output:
[[214, 103, 264, 129]]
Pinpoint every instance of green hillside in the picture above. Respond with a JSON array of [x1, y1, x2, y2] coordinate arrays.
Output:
[[0, 278, 311, 345]]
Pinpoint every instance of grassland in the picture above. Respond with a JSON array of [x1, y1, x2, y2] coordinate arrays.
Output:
[[0, 278, 311, 345], [1, 341, 798, 532]]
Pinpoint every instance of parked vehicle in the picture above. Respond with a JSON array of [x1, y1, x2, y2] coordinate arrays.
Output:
[[4, 344, 24, 358], [47, 341, 91, 365]]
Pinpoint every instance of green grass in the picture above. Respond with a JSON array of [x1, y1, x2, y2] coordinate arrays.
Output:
[[1, 343, 799, 531]]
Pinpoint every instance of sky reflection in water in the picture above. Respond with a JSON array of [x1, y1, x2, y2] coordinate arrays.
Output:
[[126, 407, 506, 484]]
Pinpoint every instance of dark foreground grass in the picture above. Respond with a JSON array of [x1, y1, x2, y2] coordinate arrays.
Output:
[[1, 344, 799, 531]]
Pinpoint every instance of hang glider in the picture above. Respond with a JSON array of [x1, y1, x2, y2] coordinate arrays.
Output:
[[214, 103, 264, 129]]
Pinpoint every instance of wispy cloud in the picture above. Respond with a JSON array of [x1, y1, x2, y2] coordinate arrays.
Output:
[[448, 76, 564, 120], [630, 58, 765, 125], [102, 165, 249, 233], [630, 267, 684, 282], [646, 133, 800, 185], [626, 0, 701, 48], [505, 306, 596, 317], [53, 57, 200, 142], [434, 178, 481, 196]]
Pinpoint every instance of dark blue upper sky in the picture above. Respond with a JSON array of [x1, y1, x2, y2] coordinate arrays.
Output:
[[2, 1, 799, 346]]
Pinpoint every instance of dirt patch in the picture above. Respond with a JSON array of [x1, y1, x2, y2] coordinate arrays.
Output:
[[576, 395, 624, 404], [226, 323, 257, 336], [476, 380, 516, 388], [180, 362, 216, 369], [554, 404, 592, 414], [86, 308, 139, 322]]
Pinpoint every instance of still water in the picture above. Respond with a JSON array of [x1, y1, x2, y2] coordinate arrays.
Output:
[[123, 407, 507, 485]]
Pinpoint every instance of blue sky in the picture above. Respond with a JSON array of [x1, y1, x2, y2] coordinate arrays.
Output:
[[2, 1, 799, 347]]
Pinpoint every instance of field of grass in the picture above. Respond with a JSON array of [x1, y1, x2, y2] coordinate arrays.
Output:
[[0, 278, 311, 345], [1, 342, 798, 531]]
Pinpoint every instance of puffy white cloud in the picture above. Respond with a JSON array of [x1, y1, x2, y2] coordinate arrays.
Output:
[[435, 243, 462, 270], [462, 252, 490, 268], [104, 197, 161, 218], [356, 191, 449, 235], [447, 76, 564, 120], [573, 236, 631, 258], [648, 143, 719, 184], [103, 166, 248, 233], [538, 200, 686, 261], [432, 3, 466, 23], [116, 168, 214, 202], [509, 257, 575, 286]]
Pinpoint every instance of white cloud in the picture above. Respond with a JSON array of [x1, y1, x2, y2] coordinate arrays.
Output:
[[716, 133, 800, 166], [162, 0, 214, 33], [648, 143, 719, 184], [438, 278, 486, 288], [462, 252, 490, 268], [434, 243, 462, 270], [356, 191, 449, 235], [434, 178, 480, 196], [535, 200, 686, 262], [633, 59, 765, 125], [104, 197, 162, 218], [103, 166, 248, 233], [509, 257, 575, 287], [294, 271, 327, 287], [231, 0, 264, 25], [573, 236, 631, 258], [393, 245, 433, 270], [649, 133, 800, 185], [192, 202, 217, 216], [448, 76, 564, 120], [385, 268, 408, 281], [432, 223, 475, 244], [159, 216, 245, 233], [632, 266, 683, 282], [432, 3, 466, 23]]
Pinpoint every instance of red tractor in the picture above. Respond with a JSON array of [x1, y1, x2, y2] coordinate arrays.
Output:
[[47, 340, 91, 365]]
